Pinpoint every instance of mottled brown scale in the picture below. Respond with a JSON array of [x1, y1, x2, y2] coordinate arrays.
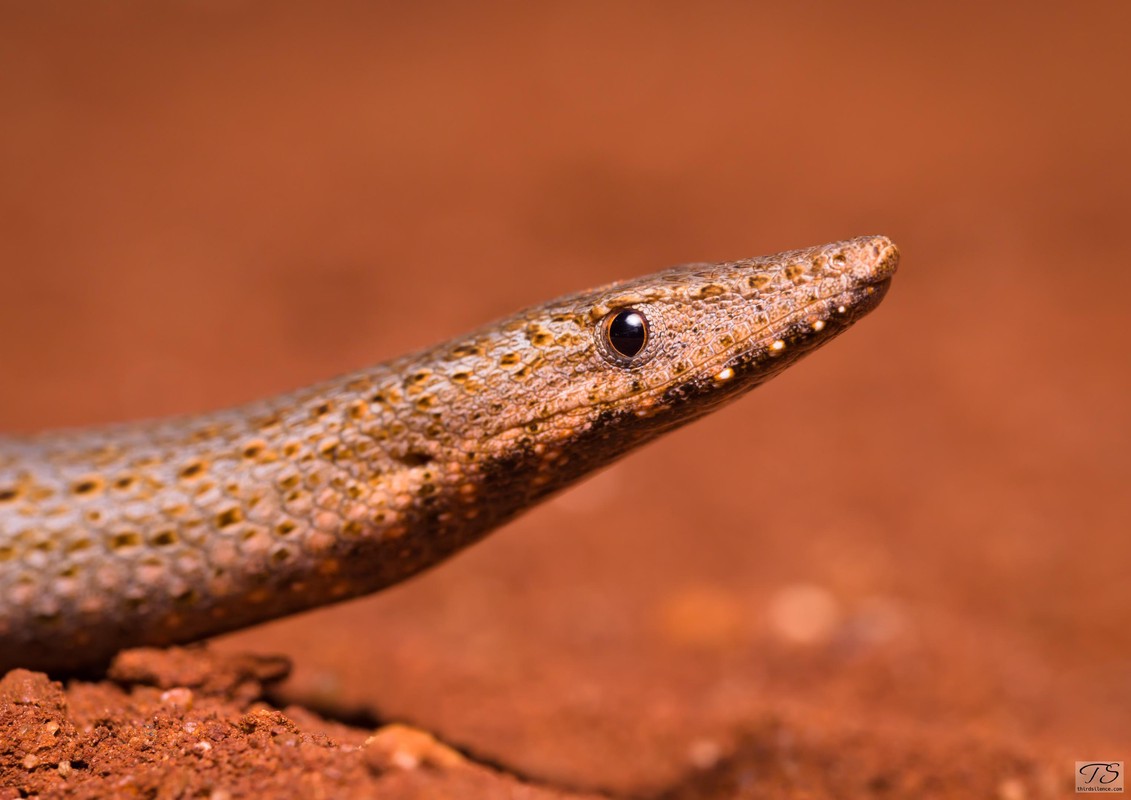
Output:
[[0, 236, 898, 672]]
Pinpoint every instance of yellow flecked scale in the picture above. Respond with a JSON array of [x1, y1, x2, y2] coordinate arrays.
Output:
[[0, 237, 899, 672]]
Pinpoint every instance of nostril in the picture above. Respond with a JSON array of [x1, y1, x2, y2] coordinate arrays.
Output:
[[863, 236, 900, 281], [876, 241, 900, 278]]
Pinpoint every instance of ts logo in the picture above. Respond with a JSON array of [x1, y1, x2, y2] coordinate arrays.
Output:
[[1077, 761, 1124, 793]]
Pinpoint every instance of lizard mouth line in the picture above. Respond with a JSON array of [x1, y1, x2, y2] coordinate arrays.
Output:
[[679, 276, 892, 386], [626, 278, 887, 391]]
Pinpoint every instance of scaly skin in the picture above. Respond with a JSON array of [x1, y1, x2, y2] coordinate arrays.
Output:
[[0, 236, 899, 672]]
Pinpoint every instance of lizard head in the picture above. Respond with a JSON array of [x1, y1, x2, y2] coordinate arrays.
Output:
[[413, 235, 899, 464]]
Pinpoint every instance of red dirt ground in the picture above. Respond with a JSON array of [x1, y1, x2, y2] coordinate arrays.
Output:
[[1, 3, 1128, 797]]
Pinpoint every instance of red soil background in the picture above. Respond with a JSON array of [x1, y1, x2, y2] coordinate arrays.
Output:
[[1, 3, 1128, 797]]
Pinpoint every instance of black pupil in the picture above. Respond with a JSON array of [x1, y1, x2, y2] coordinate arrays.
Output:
[[607, 309, 647, 357]]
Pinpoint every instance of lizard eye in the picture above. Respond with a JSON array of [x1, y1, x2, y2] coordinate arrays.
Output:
[[603, 309, 648, 358]]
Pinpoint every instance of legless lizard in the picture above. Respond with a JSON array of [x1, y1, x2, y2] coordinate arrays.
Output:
[[0, 236, 899, 672]]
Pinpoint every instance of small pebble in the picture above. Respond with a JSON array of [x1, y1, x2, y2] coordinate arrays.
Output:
[[657, 585, 744, 648], [363, 724, 464, 774], [161, 687, 195, 710], [998, 776, 1027, 800], [767, 583, 840, 644], [687, 738, 724, 770]]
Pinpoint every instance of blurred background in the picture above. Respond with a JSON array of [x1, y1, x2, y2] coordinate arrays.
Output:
[[1, 2, 1128, 796]]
